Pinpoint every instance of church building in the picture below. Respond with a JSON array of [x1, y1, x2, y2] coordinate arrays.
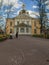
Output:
[[6, 4, 41, 36]]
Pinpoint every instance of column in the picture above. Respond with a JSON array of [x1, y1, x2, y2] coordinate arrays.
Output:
[[19, 27, 20, 34], [14, 27, 16, 35], [25, 27, 26, 34], [29, 28, 31, 34]]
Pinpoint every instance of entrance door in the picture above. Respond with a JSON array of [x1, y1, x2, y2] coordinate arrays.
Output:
[[20, 28, 25, 33]]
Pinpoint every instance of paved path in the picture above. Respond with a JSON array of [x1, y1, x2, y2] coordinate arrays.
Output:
[[0, 36, 49, 65]]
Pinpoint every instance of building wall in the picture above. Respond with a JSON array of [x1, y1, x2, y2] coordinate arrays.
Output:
[[15, 19, 31, 26], [31, 19, 40, 35], [6, 18, 41, 35], [31, 19, 35, 35], [36, 19, 41, 35], [6, 19, 15, 35], [14, 18, 32, 35]]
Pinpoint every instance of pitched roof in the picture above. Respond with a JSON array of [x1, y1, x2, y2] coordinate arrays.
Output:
[[15, 14, 33, 19]]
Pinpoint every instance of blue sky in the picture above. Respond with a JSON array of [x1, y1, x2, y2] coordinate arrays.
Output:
[[0, 0, 49, 18], [0, 0, 41, 18], [0, 0, 49, 28]]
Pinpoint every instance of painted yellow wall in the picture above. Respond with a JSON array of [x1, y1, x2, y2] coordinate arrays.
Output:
[[6, 19, 15, 35], [31, 19, 35, 35], [31, 19, 41, 35], [6, 18, 41, 35]]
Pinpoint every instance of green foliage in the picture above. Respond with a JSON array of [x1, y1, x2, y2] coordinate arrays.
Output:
[[6, 34, 10, 38], [0, 34, 7, 42], [33, 34, 49, 39], [0, 37, 7, 42], [47, 34, 49, 39], [33, 34, 44, 38]]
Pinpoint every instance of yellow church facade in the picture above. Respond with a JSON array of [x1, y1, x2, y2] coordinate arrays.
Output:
[[6, 5, 41, 36]]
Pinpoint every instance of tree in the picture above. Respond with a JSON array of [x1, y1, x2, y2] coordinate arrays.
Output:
[[5, 0, 15, 33], [6, 1, 14, 18], [0, 0, 3, 9], [0, 0, 3, 30], [31, 0, 48, 34]]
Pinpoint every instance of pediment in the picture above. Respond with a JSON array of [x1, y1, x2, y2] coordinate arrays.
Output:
[[15, 23, 31, 27], [15, 14, 32, 19]]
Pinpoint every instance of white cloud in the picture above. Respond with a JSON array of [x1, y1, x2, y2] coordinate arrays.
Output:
[[45, 0, 49, 4], [16, 9, 40, 18], [0, 0, 2, 2], [13, 13, 17, 15], [3, 0, 23, 9], [32, 5, 39, 8], [46, 5, 49, 9], [16, 9, 21, 15], [13, 2, 22, 9], [3, 0, 23, 16], [27, 10, 40, 18], [5, 9, 14, 12], [3, 0, 16, 5], [47, 13, 49, 16], [2, 0, 40, 18], [5, 9, 9, 12]]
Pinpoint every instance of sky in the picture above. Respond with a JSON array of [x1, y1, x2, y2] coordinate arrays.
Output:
[[0, 0, 49, 18], [1, 0, 40, 18], [0, 0, 49, 29]]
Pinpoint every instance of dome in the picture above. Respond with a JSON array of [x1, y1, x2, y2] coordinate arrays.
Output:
[[19, 4, 29, 15]]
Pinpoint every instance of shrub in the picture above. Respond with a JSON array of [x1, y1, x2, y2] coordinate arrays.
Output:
[[0, 34, 7, 42], [33, 34, 44, 38], [47, 34, 49, 39]]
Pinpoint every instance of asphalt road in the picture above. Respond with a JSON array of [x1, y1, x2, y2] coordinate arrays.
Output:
[[0, 36, 49, 65]]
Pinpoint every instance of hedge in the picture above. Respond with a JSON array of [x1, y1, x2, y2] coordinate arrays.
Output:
[[33, 34, 49, 39], [33, 34, 44, 38], [0, 34, 7, 42], [47, 34, 49, 39]]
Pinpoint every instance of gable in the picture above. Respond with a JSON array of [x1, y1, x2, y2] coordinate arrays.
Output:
[[15, 23, 31, 27], [15, 14, 32, 19]]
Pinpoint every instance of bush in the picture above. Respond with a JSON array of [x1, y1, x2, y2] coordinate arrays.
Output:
[[33, 34, 44, 38], [6, 34, 10, 38], [0, 34, 7, 42], [47, 34, 49, 39]]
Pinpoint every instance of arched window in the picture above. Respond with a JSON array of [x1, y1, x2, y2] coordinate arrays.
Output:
[[20, 28, 24, 33]]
